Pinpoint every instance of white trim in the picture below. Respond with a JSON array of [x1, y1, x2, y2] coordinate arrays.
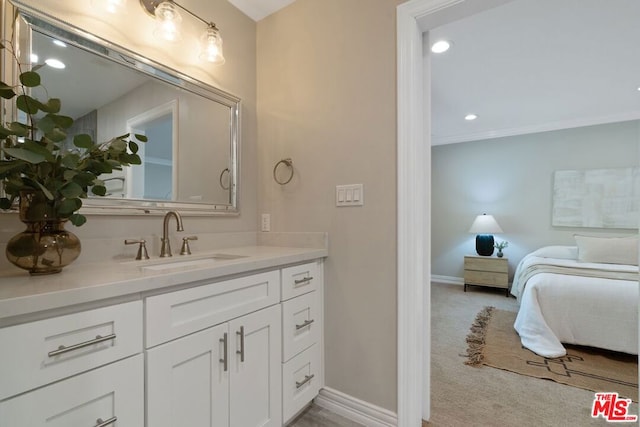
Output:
[[431, 275, 463, 285], [314, 387, 397, 427], [432, 111, 640, 145], [397, 1, 517, 425]]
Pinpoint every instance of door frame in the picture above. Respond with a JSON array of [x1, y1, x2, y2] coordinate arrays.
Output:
[[396, 1, 515, 424]]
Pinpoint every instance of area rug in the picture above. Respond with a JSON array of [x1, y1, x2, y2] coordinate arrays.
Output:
[[464, 306, 638, 401]]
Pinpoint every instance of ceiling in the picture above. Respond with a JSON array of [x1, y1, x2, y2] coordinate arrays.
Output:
[[227, 0, 296, 21], [430, 0, 640, 145]]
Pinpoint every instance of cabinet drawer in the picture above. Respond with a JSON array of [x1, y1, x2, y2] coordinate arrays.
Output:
[[282, 291, 320, 362], [0, 301, 142, 400], [282, 344, 321, 424], [146, 270, 280, 347], [0, 354, 144, 426], [281, 262, 320, 301], [464, 257, 507, 273], [464, 270, 508, 287]]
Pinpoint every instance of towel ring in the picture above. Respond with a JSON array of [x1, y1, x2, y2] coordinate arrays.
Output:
[[273, 158, 294, 185], [219, 168, 230, 190]]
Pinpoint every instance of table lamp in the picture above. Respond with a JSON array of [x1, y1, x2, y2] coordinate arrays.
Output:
[[469, 214, 503, 256]]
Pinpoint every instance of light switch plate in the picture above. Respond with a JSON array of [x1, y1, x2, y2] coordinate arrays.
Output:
[[336, 184, 364, 207]]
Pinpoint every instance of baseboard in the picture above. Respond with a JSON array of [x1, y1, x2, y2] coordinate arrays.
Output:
[[314, 387, 398, 427], [431, 275, 464, 285]]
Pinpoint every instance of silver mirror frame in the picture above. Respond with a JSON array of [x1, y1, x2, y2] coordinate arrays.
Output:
[[2, 0, 240, 216]]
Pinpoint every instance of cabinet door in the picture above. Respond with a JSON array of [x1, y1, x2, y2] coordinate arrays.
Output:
[[0, 355, 143, 427], [229, 305, 282, 427], [147, 323, 229, 427]]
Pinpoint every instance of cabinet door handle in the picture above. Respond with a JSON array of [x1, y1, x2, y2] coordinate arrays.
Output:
[[236, 326, 245, 362], [48, 334, 116, 357], [295, 319, 315, 330], [294, 277, 313, 285], [295, 374, 315, 389], [94, 416, 117, 427], [219, 333, 228, 371]]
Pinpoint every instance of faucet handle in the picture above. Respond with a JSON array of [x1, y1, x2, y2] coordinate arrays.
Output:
[[125, 239, 150, 260], [180, 236, 198, 255]]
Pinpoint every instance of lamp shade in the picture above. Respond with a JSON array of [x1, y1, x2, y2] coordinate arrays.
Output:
[[468, 214, 503, 234], [153, 1, 182, 42]]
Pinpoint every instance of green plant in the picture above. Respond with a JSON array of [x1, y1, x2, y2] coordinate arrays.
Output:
[[0, 41, 146, 226], [494, 240, 509, 250]]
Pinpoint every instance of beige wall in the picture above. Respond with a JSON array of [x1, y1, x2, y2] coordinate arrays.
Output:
[[0, 0, 257, 245], [257, 0, 400, 411]]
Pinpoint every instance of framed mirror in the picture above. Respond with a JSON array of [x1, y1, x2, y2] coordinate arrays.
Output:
[[3, 1, 240, 215]]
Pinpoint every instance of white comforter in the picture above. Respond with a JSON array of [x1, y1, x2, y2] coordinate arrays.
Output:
[[511, 247, 639, 358]]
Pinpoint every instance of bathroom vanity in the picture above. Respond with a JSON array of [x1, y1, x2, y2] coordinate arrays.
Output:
[[0, 245, 326, 426]]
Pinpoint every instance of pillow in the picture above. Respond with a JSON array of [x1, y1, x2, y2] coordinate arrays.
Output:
[[574, 235, 639, 266], [530, 245, 578, 260]]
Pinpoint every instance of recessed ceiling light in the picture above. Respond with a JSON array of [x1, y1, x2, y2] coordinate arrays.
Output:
[[465, 114, 478, 121], [53, 40, 67, 48], [431, 40, 451, 54], [45, 58, 66, 69]]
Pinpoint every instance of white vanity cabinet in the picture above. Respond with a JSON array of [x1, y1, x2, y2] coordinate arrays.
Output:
[[145, 270, 283, 427], [0, 253, 325, 427], [0, 301, 144, 426], [281, 261, 323, 423]]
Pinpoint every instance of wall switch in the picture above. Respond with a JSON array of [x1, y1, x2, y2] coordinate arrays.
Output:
[[336, 184, 364, 207], [261, 213, 271, 232]]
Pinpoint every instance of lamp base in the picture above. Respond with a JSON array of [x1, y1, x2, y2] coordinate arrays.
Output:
[[476, 234, 495, 256]]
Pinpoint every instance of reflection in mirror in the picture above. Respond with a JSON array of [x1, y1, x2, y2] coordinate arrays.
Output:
[[8, 4, 240, 215]]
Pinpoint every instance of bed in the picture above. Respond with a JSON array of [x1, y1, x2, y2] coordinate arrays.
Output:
[[511, 236, 639, 358]]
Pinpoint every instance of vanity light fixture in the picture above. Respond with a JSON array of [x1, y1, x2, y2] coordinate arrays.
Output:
[[431, 40, 451, 53], [139, 0, 225, 65]]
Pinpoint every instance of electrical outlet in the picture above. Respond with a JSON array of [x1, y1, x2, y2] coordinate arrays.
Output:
[[261, 213, 271, 232]]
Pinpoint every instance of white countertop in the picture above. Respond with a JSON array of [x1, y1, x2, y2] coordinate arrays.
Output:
[[0, 245, 327, 322]]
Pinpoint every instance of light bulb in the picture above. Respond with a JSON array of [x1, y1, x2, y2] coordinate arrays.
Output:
[[153, 1, 182, 42], [199, 24, 225, 64]]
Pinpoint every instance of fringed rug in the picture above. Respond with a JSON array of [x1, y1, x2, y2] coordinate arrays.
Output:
[[464, 306, 638, 401]]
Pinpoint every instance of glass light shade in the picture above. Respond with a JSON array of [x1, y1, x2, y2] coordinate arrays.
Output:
[[468, 214, 503, 234], [153, 1, 182, 42], [199, 24, 225, 64]]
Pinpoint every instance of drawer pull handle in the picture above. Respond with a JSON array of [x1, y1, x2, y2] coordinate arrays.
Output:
[[48, 334, 116, 357], [236, 326, 245, 362], [295, 319, 315, 330], [219, 333, 228, 371], [95, 416, 117, 427], [294, 277, 313, 285], [296, 374, 315, 389]]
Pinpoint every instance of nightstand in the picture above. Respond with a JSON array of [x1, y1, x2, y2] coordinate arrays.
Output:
[[464, 255, 509, 297]]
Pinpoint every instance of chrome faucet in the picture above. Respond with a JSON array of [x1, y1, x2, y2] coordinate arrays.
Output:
[[160, 211, 184, 257]]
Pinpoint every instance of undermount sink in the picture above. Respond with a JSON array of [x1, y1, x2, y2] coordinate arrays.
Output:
[[140, 253, 248, 272]]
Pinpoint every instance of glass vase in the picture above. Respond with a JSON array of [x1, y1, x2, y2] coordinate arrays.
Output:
[[5, 192, 81, 275]]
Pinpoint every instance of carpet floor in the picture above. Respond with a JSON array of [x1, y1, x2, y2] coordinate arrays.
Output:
[[428, 282, 639, 427]]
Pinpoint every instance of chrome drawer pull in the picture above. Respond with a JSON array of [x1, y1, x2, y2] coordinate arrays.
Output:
[[219, 333, 228, 371], [48, 334, 116, 357], [95, 416, 117, 427], [236, 326, 245, 362], [295, 319, 315, 330], [294, 277, 313, 285], [296, 374, 315, 389]]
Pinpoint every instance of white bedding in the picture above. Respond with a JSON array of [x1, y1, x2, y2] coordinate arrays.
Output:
[[511, 247, 639, 358]]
